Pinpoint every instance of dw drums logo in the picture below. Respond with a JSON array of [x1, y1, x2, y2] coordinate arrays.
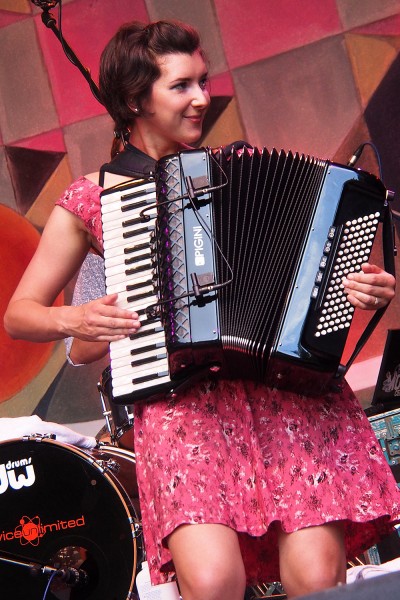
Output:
[[0, 456, 35, 494], [0, 455, 86, 547]]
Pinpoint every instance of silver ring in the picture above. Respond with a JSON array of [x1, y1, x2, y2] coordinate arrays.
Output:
[[374, 296, 379, 306]]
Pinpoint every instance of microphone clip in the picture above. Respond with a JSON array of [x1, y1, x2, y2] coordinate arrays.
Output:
[[190, 272, 216, 301]]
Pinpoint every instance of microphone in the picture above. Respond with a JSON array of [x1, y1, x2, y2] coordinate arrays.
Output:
[[31, 0, 61, 8], [55, 567, 89, 588]]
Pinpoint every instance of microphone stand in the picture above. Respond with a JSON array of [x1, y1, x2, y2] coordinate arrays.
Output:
[[0, 550, 58, 577], [0, 549, 88, 587], [36, 4, 103, 105]]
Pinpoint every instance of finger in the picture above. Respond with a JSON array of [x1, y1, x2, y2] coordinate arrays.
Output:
[[344, 290, 379, 310], [94, 294, 134, 316], [88, 298, 140, 322], [100, 293, 119, 305], [360, 262, 382, 275]]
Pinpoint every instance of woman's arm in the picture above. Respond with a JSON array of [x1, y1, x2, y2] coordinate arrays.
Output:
[[69, 338, 110, 365], [4, 206, 91, 341], [4, 206, 140, 343]]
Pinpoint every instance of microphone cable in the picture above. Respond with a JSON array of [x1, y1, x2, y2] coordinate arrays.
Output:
[[31, 0, 103, 105]]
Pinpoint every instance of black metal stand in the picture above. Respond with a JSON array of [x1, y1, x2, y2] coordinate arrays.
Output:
[[0, 549, 57, 577], [0, 549, 88, 588], [37, 5, 103, 105]]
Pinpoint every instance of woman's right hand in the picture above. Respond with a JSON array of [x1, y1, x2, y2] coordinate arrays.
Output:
[[66, 293, 141, 342]]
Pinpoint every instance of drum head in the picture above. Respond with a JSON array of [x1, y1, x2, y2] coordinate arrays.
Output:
[[0, 438, 138, 599]]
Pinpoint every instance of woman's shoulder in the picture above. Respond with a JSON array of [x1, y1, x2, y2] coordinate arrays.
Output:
[[54, 174, 104, 246], [55, 175, 102, 207], [84, 172, 102, 186]]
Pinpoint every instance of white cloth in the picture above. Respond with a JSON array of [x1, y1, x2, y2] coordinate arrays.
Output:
[[0, 416, 97, 449], [347, 557, 400, 583]]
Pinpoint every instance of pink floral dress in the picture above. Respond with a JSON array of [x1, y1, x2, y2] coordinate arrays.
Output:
[[57, 176, 400, 586]]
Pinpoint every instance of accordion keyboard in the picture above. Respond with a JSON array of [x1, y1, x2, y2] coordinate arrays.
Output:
[[101, 179, 172, 400]]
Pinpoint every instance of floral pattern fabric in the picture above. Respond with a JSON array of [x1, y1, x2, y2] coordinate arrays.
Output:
[[56, 176, 103, 246], [57, 174, 400, 586], [134, 379, 400, 584]]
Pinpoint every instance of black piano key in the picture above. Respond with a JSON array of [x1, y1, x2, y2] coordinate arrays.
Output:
[[123, 225, 154, 239], [131, 326, 164, 340], [131, 352, 167, 368], [126, 278, 153, 292], [125, 263, 151, 276], [127, 289, 154, 303], [125, 251, 151, 265], [124, 241, 150, 255], [131, 342, 165, 356], [132, 370, 169, 384]]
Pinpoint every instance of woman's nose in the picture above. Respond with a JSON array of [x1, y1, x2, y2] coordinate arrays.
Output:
[[192, 85, 210, 108]]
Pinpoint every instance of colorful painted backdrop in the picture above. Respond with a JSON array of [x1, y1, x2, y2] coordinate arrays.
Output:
[[1, 0, 400, 435]]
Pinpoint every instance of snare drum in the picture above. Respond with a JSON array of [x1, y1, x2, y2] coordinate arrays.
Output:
[[98, 366, 135, 451], [0, 437, 141, 600]]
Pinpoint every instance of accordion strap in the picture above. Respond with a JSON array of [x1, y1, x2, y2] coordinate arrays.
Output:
[[336, 203, 396, 380], [99, 143, 156, 187]]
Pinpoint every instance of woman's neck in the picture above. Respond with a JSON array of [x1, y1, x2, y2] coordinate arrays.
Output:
[[129, 124, 180, 161]]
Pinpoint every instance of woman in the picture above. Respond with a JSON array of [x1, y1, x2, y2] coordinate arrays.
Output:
[[4, 20, 399, 600]]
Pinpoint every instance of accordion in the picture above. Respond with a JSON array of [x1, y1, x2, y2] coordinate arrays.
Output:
[[100, 145, 393, 404]]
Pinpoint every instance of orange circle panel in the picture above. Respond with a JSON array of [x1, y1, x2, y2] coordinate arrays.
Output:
[[0, 205, 63, 403]]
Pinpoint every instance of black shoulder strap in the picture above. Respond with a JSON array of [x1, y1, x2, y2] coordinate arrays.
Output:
[[99, 143, 156, 187]]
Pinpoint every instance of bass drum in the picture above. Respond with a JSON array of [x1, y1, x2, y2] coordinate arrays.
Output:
[[0, 437, 141, 600]]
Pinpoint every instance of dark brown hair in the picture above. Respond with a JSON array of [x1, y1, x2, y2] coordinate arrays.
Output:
[[99, 20, 203, 147]]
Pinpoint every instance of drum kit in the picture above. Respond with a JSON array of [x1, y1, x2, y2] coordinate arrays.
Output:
[[0, 368, 143, 600]]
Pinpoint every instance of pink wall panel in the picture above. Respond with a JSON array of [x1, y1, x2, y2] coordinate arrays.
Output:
[[0, 11, 29, 27], [34, 0, 149, 127], [0, 18, 59, 144], [11, 129, 66, 152], [214, 0, 343, 69], [233, 35, 360, 158], [336, 0, 400, 30], [352, 13, 400, 35]]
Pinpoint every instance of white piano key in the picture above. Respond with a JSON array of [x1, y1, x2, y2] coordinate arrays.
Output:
[[103, 228, 155, 256], [112, 374, 172, 399], [110, 335, 166, 361], [105, 249, 151, 270], [111, 360, 169, 383], [111, 348, 167, 370], [103, 220, 155, 243], [105, 263, 152, 287]]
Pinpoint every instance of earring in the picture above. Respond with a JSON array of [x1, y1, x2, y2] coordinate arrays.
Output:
[[133, 107, 140, 114]]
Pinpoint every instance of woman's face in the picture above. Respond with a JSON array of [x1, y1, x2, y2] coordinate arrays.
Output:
[[139, 49, 210, 157]]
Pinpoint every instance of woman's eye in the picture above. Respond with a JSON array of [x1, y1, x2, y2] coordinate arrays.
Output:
[[200, 78, 209, 90], [173, 82, 187, 91]]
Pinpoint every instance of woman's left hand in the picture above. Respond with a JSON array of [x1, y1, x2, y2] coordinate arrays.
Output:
[[342, 263, 396, 310]]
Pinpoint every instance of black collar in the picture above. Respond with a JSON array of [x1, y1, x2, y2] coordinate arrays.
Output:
[[99, 143, 156, 186]]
